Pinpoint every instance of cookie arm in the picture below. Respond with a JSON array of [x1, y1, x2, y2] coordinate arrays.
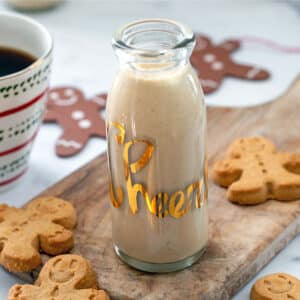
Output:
[[190, 55, 224, 94], [218, 39, 240, 52], [55, 129, 89, 157], [213, 159, 242, 187], [90, 93, 107, 110], [226, 61, 270, 80], [8, 284, 41, 300], [0, 204, 9, 222], [279, 152, 300, 174], [43, 108, 59, 122], [64, 289, 110, 300], [0, 206, 20, 219], [227, 172, 267, 205], [38, 222, 74, 255], [86, 94, 107, 138], [1, 237, 41, 272], [91, 118, 106, 139], [193, 34, 213, 51]]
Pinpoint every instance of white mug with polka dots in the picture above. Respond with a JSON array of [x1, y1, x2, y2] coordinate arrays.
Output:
[[0, 13, 52, 191]]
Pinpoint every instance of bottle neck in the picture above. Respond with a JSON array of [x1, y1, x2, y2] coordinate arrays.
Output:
[[112, 19, 195, 72]]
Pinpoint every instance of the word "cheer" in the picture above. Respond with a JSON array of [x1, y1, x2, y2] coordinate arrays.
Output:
[[108, 122, 207, 219]]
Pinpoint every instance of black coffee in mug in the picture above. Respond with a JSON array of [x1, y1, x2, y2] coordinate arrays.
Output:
[[0, 47, 36, 77]]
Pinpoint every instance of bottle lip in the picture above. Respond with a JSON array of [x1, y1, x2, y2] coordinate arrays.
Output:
[[112, 18, 195, 58]]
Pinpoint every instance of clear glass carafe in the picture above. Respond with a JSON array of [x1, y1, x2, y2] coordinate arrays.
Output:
[[106, 19, 208, 272]]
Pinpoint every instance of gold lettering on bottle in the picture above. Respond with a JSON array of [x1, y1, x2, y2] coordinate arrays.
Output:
[[109, 183, 123, 208], [110, 121, 125, 145], [151, 192, 169, 218], [204, 159, 208, 201], [107, 122, 126, 208], [123, 140, 154, 214], [108, 122, 207, 218], [187, 181, 202, 209], [169, 190, 190, 218]]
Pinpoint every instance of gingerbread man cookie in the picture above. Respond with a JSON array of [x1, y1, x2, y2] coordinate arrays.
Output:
[[44, 87, 107, 157], [190, 34, 270, 94], [251, 273, 300, 300], [8, 254, 110, 300], [213, 137, 300, 204], [0, 197, 76, 272]]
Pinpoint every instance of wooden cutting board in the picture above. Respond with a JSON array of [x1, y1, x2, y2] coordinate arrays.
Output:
[[22, 77, 300, 299]]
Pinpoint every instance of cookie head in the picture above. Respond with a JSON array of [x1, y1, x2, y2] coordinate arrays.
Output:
[[38, 254, 98, 289], [251, 273, 300, 300], [48, 256, 83, 284], [48, 87, 84, 107], [27, 197, 76, 229], [228, 137, 276, 158]]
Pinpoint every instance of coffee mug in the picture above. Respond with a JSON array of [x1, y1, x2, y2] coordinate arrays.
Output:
[[0, 13, 52, 191]]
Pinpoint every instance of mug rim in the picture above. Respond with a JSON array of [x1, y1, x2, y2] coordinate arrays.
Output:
[[0, 12, 53, 82]]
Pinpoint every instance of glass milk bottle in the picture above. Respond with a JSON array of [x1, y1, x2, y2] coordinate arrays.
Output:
[[107, 19, 208, 272]]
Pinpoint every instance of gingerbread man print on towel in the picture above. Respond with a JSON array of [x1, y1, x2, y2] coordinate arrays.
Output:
[[190, 34, 270, 94], [44, 87, 107, 157]]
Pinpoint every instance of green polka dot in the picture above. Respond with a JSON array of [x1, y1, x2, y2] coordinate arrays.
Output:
[[0, 63, 49, 99]]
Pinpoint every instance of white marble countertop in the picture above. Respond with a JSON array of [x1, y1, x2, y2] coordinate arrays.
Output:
[[0, 0, 299, 299]]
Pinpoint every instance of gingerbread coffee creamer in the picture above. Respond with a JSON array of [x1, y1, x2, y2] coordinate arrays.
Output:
[[107, 19, 208, 272]]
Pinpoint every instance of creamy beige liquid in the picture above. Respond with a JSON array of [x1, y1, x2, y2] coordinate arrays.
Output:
[[107, 63, 208, 263]]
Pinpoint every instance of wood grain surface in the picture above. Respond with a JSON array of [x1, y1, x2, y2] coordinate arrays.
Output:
[[21, 77, 300, 299]]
